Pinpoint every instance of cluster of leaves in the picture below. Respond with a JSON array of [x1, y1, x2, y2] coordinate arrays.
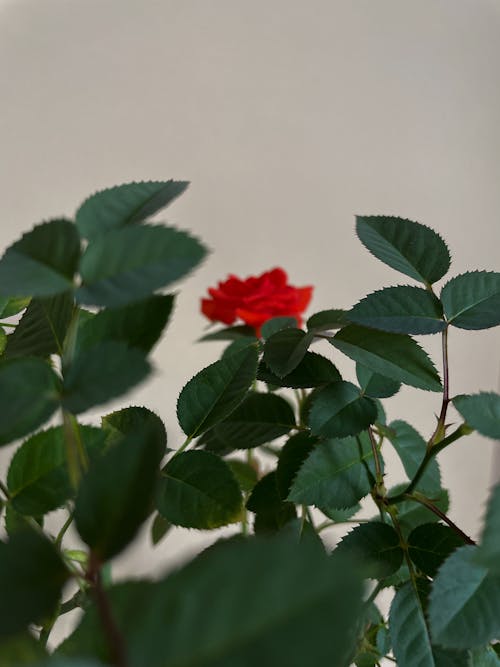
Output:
[[0, 187, 499, 667]]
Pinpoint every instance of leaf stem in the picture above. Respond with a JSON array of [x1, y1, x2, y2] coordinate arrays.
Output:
[[0, 479, 11, 500], [428, 325, 450, 447], [172, 433, 194, 458], [55, 509, 74, 548], [405, 492, 476, 545], [62, 410, 88, 490]]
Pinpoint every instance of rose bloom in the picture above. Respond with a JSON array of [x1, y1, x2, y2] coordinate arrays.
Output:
[[201, 267, 313, 335]]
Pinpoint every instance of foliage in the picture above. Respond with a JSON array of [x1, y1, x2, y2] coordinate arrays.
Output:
[[0, 190, 498, 667]]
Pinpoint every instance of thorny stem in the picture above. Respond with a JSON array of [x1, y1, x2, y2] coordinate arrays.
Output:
[[368, 427, 384, 491], [407, 492, 476, 545], [428, 325, 450, 448]]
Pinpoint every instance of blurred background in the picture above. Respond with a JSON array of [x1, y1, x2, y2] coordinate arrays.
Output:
[[1, 0, 499, 643]]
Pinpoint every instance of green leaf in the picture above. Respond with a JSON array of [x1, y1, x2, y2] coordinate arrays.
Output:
[[392, 486, 450, 535], [349, 285, 446, 334], [198, 324, 256, 342], [470, 646, 500, 667], [74, 423, 165, 560], [260, 316, 298, 339], [288, 433, 377, 509], [212, 392, 296, 450], [387, 420, 442, 494], [226, 458, 259, 493], [262, 327, 314, 377], [429, 546, 500, 649], [0, 326, 6, 354], [0, 297, 31, 318], [453, 393, 500, 439], [356, 216, 451, 284], [101, 406, 167, 449], [59, 535, 364, 667], [318, 503, 361, 522], [177, 344, 258, 437], [150, 513, 171, 546], [0, 358, 60, 446], [356, 363, 401, 399], [276, 432, 319, 500], [408, 523, 466, 577], [0, 530, 69, 638], [4, 505, 43, 536], [77, 224, 206, 307], [247, 471, 296, 534], [335, 522, 403, 578], [308, 381, 378, 438], [0, 219, 80, 298], [76, 180, 189, 240], [0, 632, 47, 665], [390, 581, 435, 667], [156, 450, 242, 529], [257, 351, 341, 388], [7, 426, 106, 516], [332, 324, 442, 391], [3, 292, 74, 358], [63, 341, 151, 414], [477, 483, 500, 572], [76, 294, 174, 354], [307, 309, 348, 332], [441, 271, 500, 330], [221, 336, 259, 359]]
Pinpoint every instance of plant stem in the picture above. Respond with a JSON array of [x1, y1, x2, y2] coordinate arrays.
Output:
[[55, 509, 74, 548], [172, 434, 193, 458], [406, 493, 476, 545], [428, 325, 450, 447], [62, 410, 88, 490], [0, 479, 11, 500], [368, 427, 384, 490]]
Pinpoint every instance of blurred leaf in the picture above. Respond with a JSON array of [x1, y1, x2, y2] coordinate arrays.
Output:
[[257, 351, 341, 388], [389, 582, 435, 667], [477, 483, 500, 573], [276, 432, 319, 500], [4, 505, 43, 537], [226, 458, 259, 493], [150, 513, 172, 546], [260, 316, 298, 339], [0, 296, 31, 318], [308, 381, 378, 438], [453, 392, 500, 439], [101, 406, 167, 449], [408, 523, 466, 577], [198, 324, 256, 342], [441, 271, 500, 330], [246, 471, 296, 534], [335, 522, 403, 578], [470, 646, 500, 666], [307, 309, 348, 332], [0, 632, 47, 665], [356, 363, 401, 399], [262, 328, 314, 377], [387, 420, 442, 494]]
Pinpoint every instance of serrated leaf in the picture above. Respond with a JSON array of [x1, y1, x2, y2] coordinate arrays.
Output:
[[59, 536, 364, 667], [390, 581, 435, 667], [276, 432, 319, 500], [177, 344, 258, 437], [318, 503, 361, 522], [288, 433, 377, 509], [101, 406, 167, 449], [441, 271, 500, 330], [429, 546, 500, 649], [260, 316, 298, 340], [156, 450, 242, 529], [477, 483, 500, 572], [63, 341, 151, 414], [212, 392, 296, 450], [0, 219, 80, 298], [387, 420, 442, 494], [221, 336, 259, 359], [0, 530, 69, 639], [246, 471, 296, 534], [0, 358, 60, 446], [356, 363, 401, 399], [77, 224, 206, 307], [308, 381, 378, 438], [408, 523, 465, 577], [356, 216, 451, 285], [0, 297, 31, 318], [3, 292, 74, 358], [74, 423, 165, 560], [76, 180, 189, 240], [7, 426, 106, 516], [350, 285, 446, 334], [262, 327, 314, 377], [332, 324, 442, 391], [198, 324, 256, 342], [453, 393, 500, 439], [335, 522, 403, 578], [257, 351, 341, 388], [307, 309, 348, 332]]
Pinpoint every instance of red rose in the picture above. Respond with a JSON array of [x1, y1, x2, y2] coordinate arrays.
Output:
[[201, 267, 313, 334]]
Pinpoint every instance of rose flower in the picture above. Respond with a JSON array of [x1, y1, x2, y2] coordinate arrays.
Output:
[[201, 267, 313, 335]]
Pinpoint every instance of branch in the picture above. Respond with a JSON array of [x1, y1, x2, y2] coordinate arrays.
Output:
[[406, 493, 476, 545]]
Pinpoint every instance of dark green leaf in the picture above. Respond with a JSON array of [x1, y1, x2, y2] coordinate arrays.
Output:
[[260, 316, 298, 339], [332, 324, 442, 391], [76, 180, 189, 240], [4, 293, 74, 358], [391, 485, 450, 535], [195, 427, 235, 456], [470, 646, 500, 666], [0, 530, 68, 638], [7, 426, 106, 516], [350, 285, 445, 334], [318, 503, 360, 522], [246, 471, 296, 534], [101, 406, 167, 449], [150, 513, 171, 546], [226, 458, 259, 493], [198, 324, 256, 342], [308, 381, 378, 438], [257, 351, 341, 388], [0, 358, 60, 446], [221, 336, 259, 359], [390, 581, 435, 667], [0, 297, 31, 318], [408, 523, 465, 577], [177, 344, 258, 437], [262, 327, 314, 377], [453, 393, 500, 439], [433, 647, 473, 667], [0, 219, 80, 298], [356, 216, 451, 284], [429, 546, 500, 649], [74, 424, 165, 560], [0, 632, 47, 665], [77, 224, 206, 307], [307, 309, 348, 332], [63, 341, 150, 414], [356, 363, 401, 398], [4, 505, 43, 536], [477, 483, 500, 572], [441, 271, 500, 330], [335, 522, 403, 577], [0, 327, 6, 353], [212, 392, 296, 450], [288, 433, 377, 509], [156, 450, 242, 529], [387, 420, 442, 494], [276, 432, 319, 500]]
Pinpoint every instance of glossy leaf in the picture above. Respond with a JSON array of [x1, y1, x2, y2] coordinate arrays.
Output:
[[262, 327, 314, 377], [390, 581, 435, 667], [408, 523, 465, 577], [307, 309, 348, 332], [477, 483, 500, 572], [356, 363, 401, 399], [76, 180, 189, 240], [0, 358, 60, 446], [276, 432, 319, 500], [308, 381, 378, 438], [387, 420, 442, 494], [0, 219, 80, 298], [441, 271, 500, 330], [156, 450, 242, 529], [356, 216, 451, 284], [453, 393, 500, 439], [77, 224, 206, 307], [349, 285, 445, 334], [332, 324, 442, 391], [257, 351, 341, 388], [335, 522, 403, 578], [177, 344, 258, 437]]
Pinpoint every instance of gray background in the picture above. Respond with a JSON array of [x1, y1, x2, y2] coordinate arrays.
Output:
[[1, 0, 499, 644]]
